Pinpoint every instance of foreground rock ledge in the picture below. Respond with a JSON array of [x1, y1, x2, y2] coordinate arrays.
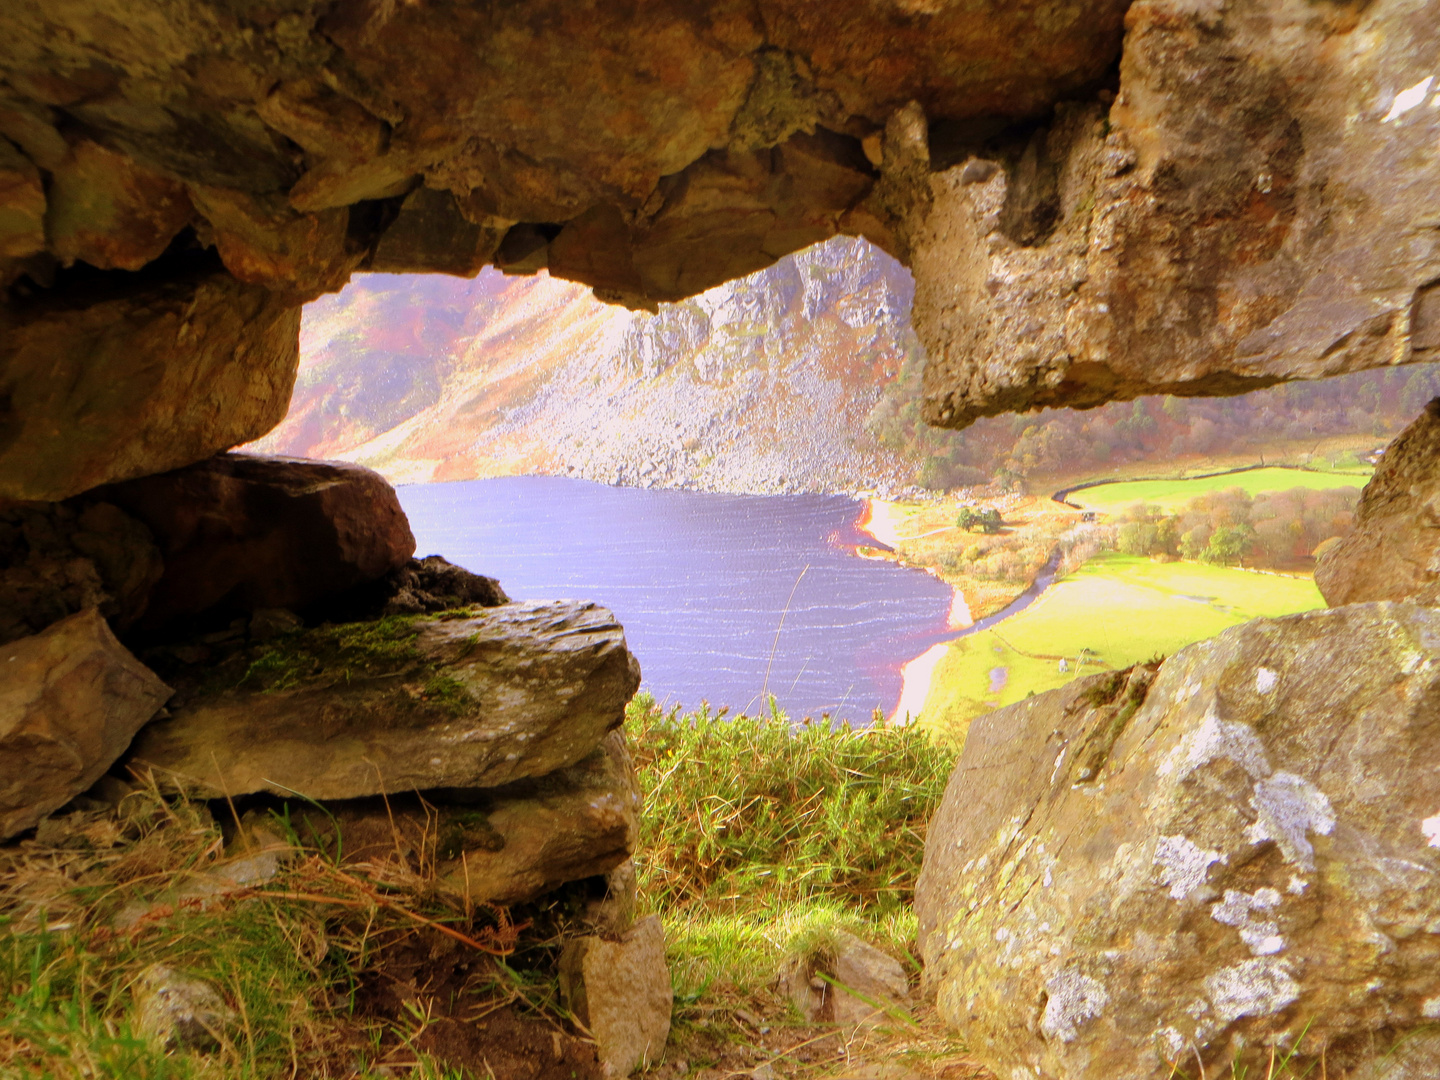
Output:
[[283, 729, 640, 907], [130, 601, 641, 800], [916, 603, 1440, 1080]]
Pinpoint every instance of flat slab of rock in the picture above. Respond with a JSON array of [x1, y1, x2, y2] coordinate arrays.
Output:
[[916, 604, 1440, 1080], [0, 608, 171, 838], [95, 452, 415, 632], [560, 914, 673, 1078], [1316, 397, 1440, 607], [129, 601, 640, 800], [290, 729, 639, 906]]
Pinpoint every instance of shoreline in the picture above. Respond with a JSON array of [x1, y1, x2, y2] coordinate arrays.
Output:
[[858, 498, 972, 723], [889, 643, 950, 725]]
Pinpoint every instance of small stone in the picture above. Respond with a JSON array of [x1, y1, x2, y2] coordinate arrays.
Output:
[[777, 931, 909, 1028], [134, 964, 235, 1051], [559, 914, 673, 1077], [580, 857, 639, 936]]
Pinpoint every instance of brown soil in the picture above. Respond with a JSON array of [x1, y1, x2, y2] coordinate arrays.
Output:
[[417, 1010, 602, 1080]]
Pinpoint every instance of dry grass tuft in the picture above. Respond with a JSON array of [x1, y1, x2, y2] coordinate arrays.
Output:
[[0, 776, 543, 1079]]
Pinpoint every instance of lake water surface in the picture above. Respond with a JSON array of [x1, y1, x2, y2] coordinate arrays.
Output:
[[398, 476, 955, 722]]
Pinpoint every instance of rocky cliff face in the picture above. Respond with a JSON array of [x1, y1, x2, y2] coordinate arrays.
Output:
[[255, 238, 921, 494]]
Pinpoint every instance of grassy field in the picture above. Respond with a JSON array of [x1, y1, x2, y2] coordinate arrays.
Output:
[[1067, 466, 1369, 513], [1025, 433, 1381, 500], [915, 553, 1326, 741]]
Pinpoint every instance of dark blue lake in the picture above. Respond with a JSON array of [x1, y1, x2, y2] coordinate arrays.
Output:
[[397, 476, 955, 722]]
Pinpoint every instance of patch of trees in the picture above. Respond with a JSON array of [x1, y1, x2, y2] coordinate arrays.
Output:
[[1112, 486, 1359, 569], [866, 350, 1440, 491], [957, 507, 1003, 533]]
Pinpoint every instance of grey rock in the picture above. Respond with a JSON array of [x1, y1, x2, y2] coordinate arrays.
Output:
[[248, 608, 303, 642], [581, 858, 639, 937], [129, 600, 641, 800], [0, 608, 171, 839], [134, 965, 235, 1052], [560, 914, 673, 1078], [334, 554, 509, 621], [916, 605, 1440, 1080], [1316, 398, 1440, 607], [288, 730, 640, 906], [778, 930, 910, 1028]]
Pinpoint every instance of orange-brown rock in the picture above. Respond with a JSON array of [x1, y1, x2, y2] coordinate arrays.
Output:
[[1315, 398, 1440, 607], [0, 500, 163, 644], [2, 0, 1438, 497], [0, 608, 171, 839], [0, 263, 300, 502], [910, 0, 1440, 427], [45, 140, 193, 272], [94, 453, 415, 632], [0, 0, 1128, 312], [294, 729, 641, 906], [0, 137, 45, 268]]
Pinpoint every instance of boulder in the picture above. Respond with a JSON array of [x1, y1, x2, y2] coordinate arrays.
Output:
[[908, 0, 1440, 428], [778, 930, 911, 1028], [0, 608, 171, 839], [129, 600, 641, 800], [1316, 399, 1440, 607], [329, 554, 510, 622], [95, 453, 416, 633], [0, 0, 1133, 491], [0, 499, 162, 644], [0, 267, 301, 502], [916, 605, 1440, 1080], [559, 915, 673, 1078], [291, 730, 640, 906]]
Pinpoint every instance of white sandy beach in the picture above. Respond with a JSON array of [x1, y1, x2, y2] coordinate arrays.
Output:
[[860, 498, 973, 723], [889, 643, 950, 725]]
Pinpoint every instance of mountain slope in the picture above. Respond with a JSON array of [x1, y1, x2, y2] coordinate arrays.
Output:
[[254, 238, 920, 494]]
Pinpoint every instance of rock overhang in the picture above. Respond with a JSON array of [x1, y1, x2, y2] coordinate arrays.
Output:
[[2, 0, 1440, 504]]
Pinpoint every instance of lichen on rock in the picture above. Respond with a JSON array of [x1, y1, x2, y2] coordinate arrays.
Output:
[[916, 604, 1440, 1080]]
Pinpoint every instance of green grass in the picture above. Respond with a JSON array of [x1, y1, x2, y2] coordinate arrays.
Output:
[[625, 695, 955, 1000], [1069, 466, 1369, 512], [918, 553, 1326, 741]]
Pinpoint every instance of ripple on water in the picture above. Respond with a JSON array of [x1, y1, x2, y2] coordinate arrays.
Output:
[[397, 476, 956, 723]]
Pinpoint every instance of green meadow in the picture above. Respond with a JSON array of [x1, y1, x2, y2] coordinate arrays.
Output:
[[1068, 466, 1370, 512], [917, 553, 1326, 741]]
